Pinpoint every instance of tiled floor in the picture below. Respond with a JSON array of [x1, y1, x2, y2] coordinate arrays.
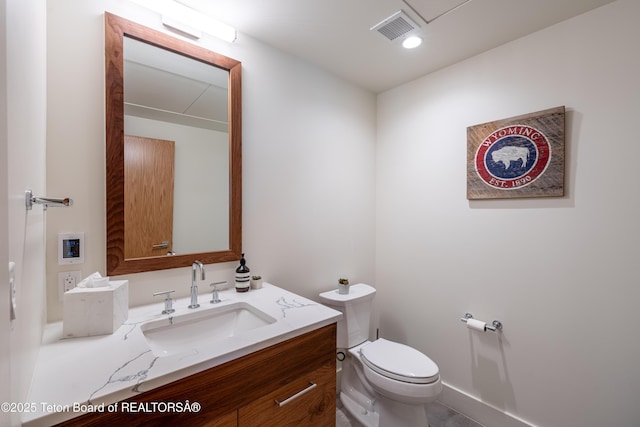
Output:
[[425, 402, 484, 427], [336, 400, 484, 427]]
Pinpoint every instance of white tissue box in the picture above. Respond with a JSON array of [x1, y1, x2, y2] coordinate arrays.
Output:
[[63, 280, 129, 338]]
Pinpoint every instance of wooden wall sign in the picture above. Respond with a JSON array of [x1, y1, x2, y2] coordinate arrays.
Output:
[[467, 106, 565, 200]]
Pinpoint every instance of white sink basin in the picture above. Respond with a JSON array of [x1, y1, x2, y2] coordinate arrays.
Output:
[[140, 302, 277, 357]]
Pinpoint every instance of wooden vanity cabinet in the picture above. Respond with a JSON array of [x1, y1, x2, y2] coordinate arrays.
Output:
[[55, 324, 336, 427], [204, 411, 238, 427]]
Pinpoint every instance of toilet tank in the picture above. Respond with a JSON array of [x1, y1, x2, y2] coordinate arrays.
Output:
[[319, 283, 376, 348]]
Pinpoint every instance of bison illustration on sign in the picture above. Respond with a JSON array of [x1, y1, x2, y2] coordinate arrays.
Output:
[[491, 146, 529, 170]]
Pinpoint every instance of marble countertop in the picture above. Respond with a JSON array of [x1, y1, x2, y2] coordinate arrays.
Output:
[[23, 283, 341, 426]]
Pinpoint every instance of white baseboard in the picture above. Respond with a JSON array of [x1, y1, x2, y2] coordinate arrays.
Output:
[[439, 382, 536, 427]]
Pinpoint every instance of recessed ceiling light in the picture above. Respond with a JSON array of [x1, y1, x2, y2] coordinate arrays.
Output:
[[402, 36, 423, 49]]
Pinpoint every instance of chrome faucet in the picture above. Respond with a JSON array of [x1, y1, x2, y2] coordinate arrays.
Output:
[[189, 260, 205, 309]]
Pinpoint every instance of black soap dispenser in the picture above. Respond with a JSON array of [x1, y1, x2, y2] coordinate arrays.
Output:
[[235, 253, 250, 292]]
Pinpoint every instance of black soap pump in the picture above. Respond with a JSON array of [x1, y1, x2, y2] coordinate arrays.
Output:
[[235, 253, 250, 292]]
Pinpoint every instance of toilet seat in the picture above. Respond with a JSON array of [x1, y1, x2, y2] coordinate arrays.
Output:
[[360, 338, 439, 384]]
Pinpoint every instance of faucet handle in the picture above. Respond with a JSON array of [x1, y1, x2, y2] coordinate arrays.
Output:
[[153, 290, 175, 314], [210, 281, 226, 304]]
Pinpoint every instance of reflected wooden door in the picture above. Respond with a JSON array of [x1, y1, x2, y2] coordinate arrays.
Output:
[[124, 135, 175, 259]]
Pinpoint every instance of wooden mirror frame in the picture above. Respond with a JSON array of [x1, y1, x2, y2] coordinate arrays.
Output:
[[105, 13, 242, 275]]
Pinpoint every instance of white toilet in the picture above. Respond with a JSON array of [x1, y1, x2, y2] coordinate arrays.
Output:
[[319, 283, 442, 427]]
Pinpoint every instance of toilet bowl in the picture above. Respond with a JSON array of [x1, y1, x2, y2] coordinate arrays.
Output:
[[359, 338, 441, 404], [319, 284, 442, 427]]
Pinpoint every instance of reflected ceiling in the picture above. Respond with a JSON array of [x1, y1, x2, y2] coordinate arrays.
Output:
[[124, 37, 229, 132]]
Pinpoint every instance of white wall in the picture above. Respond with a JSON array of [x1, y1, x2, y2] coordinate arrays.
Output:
[[0, 0, 10, 424], [240, 39, 377, 298], [45, 0, 376, 319], [3, 0, 48, 425], [376, 1, 640, 426]]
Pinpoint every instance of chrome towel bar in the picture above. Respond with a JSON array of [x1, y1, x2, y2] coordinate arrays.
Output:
[[25, 189, 73, 211]]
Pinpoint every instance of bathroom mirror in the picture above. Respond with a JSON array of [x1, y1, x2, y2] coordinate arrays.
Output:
[[105, 13, 242, 275]]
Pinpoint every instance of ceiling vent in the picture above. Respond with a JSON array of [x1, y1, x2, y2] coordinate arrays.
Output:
[[371, 10, 421, 42]]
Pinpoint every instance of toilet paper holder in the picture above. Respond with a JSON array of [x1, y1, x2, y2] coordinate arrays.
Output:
[[460, 313, 502, 332]]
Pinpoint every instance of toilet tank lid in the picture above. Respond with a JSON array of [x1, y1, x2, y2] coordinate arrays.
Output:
[[319, 283, 376, 305]]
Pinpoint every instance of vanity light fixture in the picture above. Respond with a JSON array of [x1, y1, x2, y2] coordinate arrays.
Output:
[[128, 0, 237, 42]]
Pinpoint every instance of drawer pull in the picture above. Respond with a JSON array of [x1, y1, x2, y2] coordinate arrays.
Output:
[[152, 240, 169, 249], [274, 382, 317, 407]]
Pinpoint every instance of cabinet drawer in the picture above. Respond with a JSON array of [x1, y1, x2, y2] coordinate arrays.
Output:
[[203, 411, 237, 427], [238, 363, 335, 427]]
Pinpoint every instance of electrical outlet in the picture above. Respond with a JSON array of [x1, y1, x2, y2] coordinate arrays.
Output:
[[58, 270, 82, 301]]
